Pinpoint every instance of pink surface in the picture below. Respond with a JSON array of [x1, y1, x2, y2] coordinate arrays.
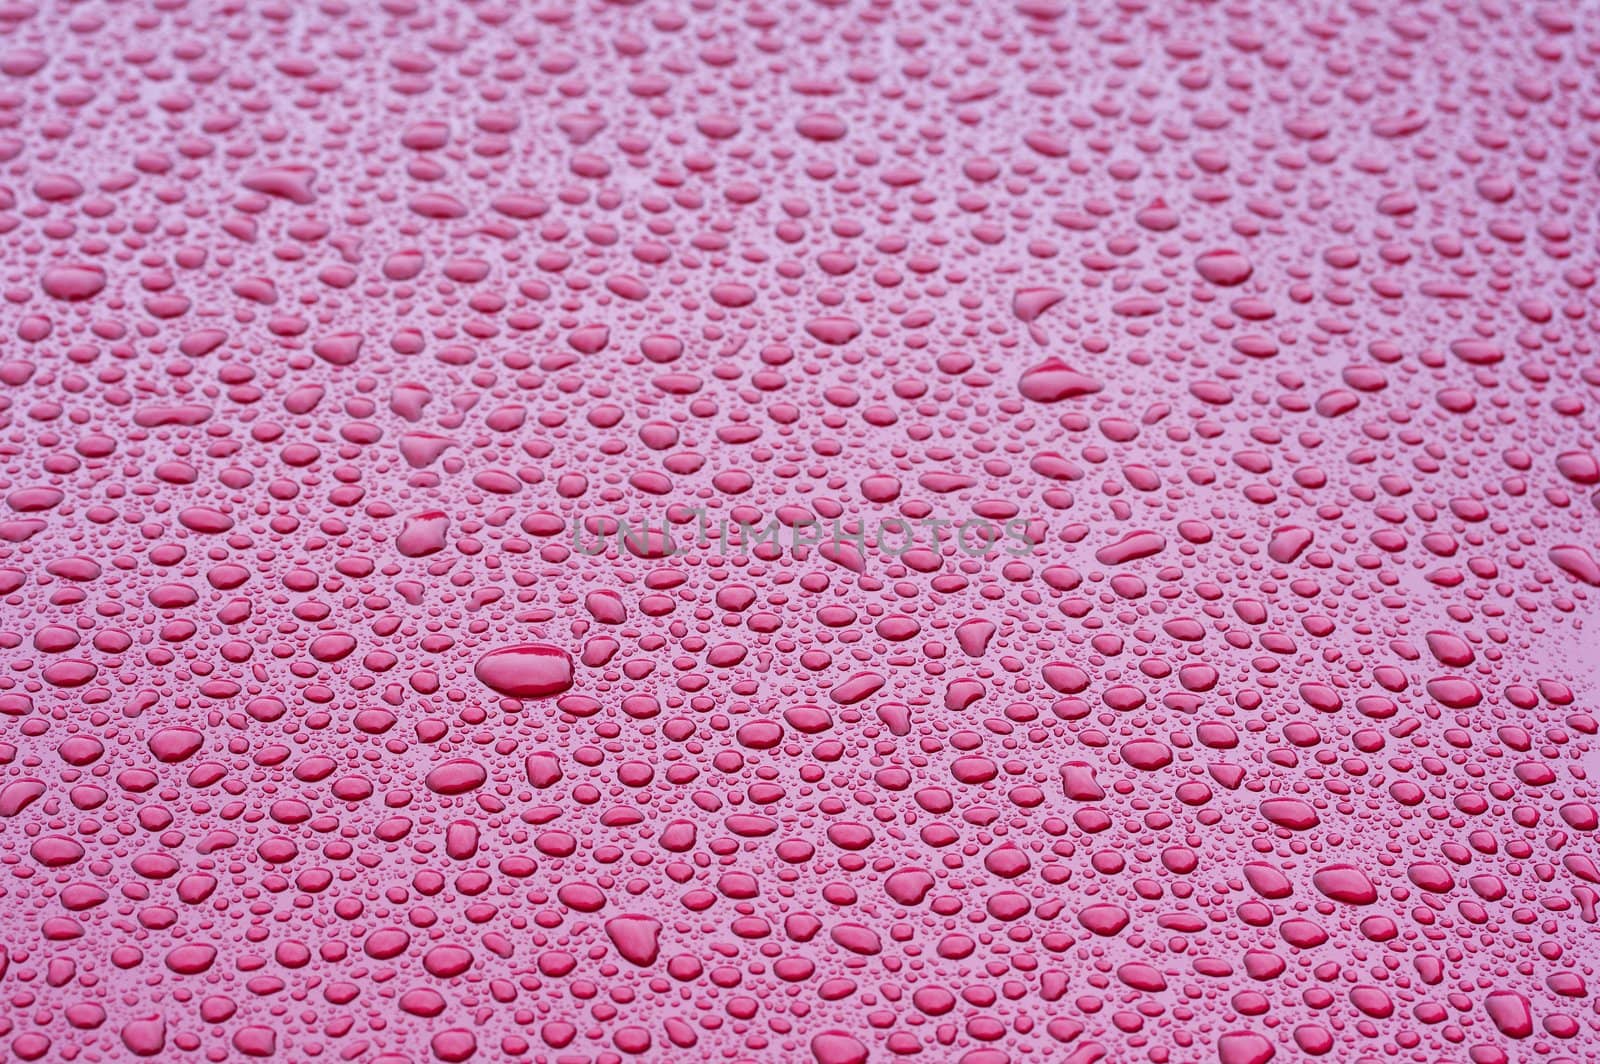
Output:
[[1, 1, 1598, 1062]]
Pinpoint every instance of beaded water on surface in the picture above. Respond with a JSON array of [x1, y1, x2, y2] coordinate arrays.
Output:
[[1, 1, 1599, 1062]]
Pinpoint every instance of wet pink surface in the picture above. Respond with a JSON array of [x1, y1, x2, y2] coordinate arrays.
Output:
[[1, 1, 1599, 1062]]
